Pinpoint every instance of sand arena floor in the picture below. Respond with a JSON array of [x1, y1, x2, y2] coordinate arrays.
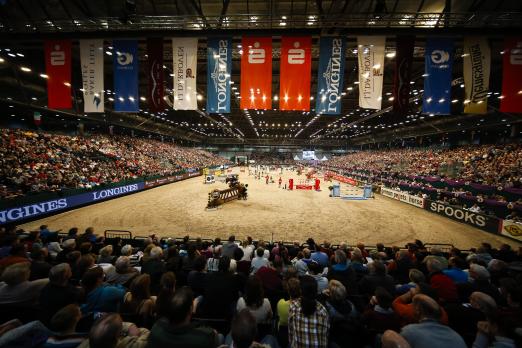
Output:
[[20, 167, 521, 249]]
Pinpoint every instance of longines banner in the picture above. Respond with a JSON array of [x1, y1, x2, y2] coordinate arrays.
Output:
[[147, 38, 164, 113], [173, 37, 198, 110], [381, 187, 425, 208], [500, 220, 522, 242], [279, 36, 312, 111], [393, 36, 414, 115], [113, 40, 139, 112], [44, 40, 72, 109], [423, 38, 453, 115], [240, 37, 272, 110], [463, 37, 490, 114], [207, 37, 232, 113], [500, 38, 522, 113], [80, 39, 104, 113], [357, 36, 385, 110], [316, 37, 346, 115], [423, 199, 500, 234], [0, 182, 145, 225]]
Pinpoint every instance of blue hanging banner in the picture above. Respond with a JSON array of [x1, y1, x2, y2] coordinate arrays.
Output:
[[207, 37, 232, 113], [423, 38, 453, 115], [113, 40, 139, 112], [316, 37, 346, 115]]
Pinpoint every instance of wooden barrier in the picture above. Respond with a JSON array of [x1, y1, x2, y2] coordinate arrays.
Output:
[[206, 184, 247, 209]]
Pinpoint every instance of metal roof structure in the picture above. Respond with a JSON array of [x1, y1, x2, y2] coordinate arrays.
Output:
[[0, 0, 521, 147]]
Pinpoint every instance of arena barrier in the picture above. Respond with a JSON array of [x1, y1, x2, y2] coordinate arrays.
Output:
[[288, 178, 320, 191]]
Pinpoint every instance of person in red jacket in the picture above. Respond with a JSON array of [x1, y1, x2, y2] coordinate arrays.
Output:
[[427, 258, 458, 303]]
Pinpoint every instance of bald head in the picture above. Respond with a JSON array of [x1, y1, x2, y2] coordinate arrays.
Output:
[[412, 294, 441, 322], [382, 330, 411, 348], [470, 291, 497, 317]]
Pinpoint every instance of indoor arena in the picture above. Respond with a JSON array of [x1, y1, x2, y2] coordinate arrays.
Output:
[[1, 1, 522, 348]]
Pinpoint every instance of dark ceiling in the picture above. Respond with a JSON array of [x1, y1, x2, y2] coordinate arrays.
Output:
[[0, 0, 521, 147]]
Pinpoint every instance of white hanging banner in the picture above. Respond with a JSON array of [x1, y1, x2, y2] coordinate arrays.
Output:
[[172, 37, 198, 110], [80, 39, 104, 113], [357, 36, 385, 110]]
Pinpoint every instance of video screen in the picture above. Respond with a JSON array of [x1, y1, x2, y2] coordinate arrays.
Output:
[[302, 150, 315, 160]]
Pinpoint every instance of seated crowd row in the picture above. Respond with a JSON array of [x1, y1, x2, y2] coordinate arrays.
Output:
[[0, 225, 521, 348]]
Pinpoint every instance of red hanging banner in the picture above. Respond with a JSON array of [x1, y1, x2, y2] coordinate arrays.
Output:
[[500, 38, 522, 113], [147, 38, 165, 113], [279, 36, 312, 111], [240, 37, 272, 110], [44, 40, 72, 109]]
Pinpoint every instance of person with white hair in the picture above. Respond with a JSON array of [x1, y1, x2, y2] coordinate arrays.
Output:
[[97, 245, 115, 264], [0, 263, 49, 306], [466, 264, 501, 303], [141, 246, 165, 294], [56, 239, 76, 264], [120, 244, 140, 267], [105, 256, 139, 287]]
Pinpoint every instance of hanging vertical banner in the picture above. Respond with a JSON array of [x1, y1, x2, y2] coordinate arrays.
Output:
[[33, 112, 41, 126], [147, 38, 164, 113], [279, 36, 312, 111], [207, 37, 232, 113], [44, 40, 72, 109], [500, 38, 522, 113], [113, 40, 139, 112], [357, 36, 385, 110], [463, 37, 490, 114], [315, 37, 346, 115], [240, 37, 272, 110], [422, 38, 453, 115], [393, 36, 415, 115], [80, 39, 104, 113], [172, 37, 198, 110]]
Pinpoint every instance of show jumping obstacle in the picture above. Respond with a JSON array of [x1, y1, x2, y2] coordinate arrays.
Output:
[[206, 178, 248, 209], [330, 183, 373, 200], [288, 178, 321, 191]]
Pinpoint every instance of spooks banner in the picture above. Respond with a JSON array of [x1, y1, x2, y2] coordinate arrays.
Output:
[[172, 37, 198, 110], [463, 37, 491, 114], [44, 40, 72, 109], [147, 38, 164, 113], [207, 37, 232, 113], [500, 38, 522, 113], [423, 38, 453, 115], [80, 39, 104, 113], [279, 36, 312, 111], [240, 37, 272, 110], [357, 36, 385, 110], [315, 37, 346, 115], [113, 40, 139, 112], [393, 36, 415, 115]]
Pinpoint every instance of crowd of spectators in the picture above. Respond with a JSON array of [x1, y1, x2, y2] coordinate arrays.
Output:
[[323, 145, 522, 219], [0, 224, 521, 348], [0, 128, 231, 199], [249, 152, 294, 165]]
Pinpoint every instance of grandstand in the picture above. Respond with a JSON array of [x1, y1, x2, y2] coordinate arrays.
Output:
[[1, 1, 522, 348]]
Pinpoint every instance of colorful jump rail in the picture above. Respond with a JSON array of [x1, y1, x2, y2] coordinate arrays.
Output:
[[0, 171, 201, 225]]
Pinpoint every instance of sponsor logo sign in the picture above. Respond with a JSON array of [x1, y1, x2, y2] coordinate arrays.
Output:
[[80, 39, 104, 113], [316, 37, 346, 115], [380, 187, 425, 208], [207, 37, 232, 113], [424, 199, 500, 234], [500, 220, 522, 242], [422, 38, 453, 115]]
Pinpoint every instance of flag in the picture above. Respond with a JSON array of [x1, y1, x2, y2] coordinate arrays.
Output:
[[316, 37, 346, 115], [500, 38, 522, 113], [393, 36, 415, 115], [80, 39, 104, 113], [33, 112, 41, 126], [172, 37, 198, 110], [422, 38, 453, 115], [44, 40, 72, 109], [279, 36, 312, 111], [147, 38, 164, 113], [113, 40, 139, 112], [207, 37, 232, 113], [240, 37, 272, 110], [463, 37, 490, 114], [357, 36, 385, 110]]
